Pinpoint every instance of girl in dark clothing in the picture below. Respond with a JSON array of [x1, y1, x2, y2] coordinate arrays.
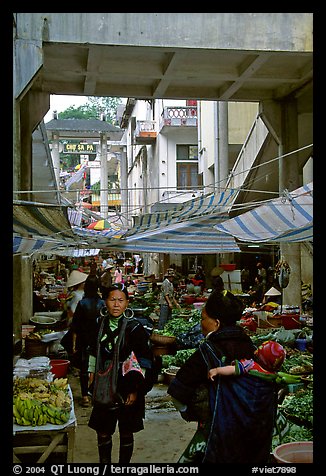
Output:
[[168, 289, 277, 464], [70, 275, 105, 407], [88, 284, 154, 464]]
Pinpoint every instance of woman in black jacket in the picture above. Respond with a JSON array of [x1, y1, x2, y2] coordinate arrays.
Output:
[[168, 289, 278, 464], [88, 284, 154, 464]]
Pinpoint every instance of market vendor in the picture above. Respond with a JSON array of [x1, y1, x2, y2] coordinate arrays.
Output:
[[158, 271, 181, 330], [32, 271, 48, 313]]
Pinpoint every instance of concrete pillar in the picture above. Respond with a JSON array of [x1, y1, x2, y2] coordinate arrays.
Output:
[[260, 99, 302, 307], [13, 254, 33, 340], [213, 102, 219, 191], [213, 101, 229, 191], [100, 133, 108, 218], [279, 99, 302, 307], [51, 133, 60, 188], [218, 101, 229, 190], [119, 147, 129, 227]]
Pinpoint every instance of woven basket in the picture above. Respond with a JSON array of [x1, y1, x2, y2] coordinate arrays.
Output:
[[164, 370, 178, 385], [150, 334, 176, 346], [267, 316, 283, 327], [152, 346, 171, 356], [25, 339, 48, 358]]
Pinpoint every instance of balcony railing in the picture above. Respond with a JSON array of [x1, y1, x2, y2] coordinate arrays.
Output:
[[134, 120, 157, 144], [91, 192, 121, 207], [160, 106, 197, 130]]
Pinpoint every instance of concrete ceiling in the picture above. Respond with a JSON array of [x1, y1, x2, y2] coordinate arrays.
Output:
[[30, 40, 312, 211], [32, 43, 313, 107]]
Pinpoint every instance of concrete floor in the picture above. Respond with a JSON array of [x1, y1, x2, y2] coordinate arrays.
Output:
[[70, 371, 197, 463]]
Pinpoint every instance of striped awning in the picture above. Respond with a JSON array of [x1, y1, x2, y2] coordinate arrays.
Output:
[[13, 189, 239, 255], [102, 214, 240, 254], [214, 182, 313, 243], [95, 188, 239, 254], [13, 203, 87, 255], [13, 234, 67, 255], [13, 203, 76, 240], [126, 187, 236, 240]]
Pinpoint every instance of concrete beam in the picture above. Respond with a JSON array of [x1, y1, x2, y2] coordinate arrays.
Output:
[[15, 13, 313, 53]]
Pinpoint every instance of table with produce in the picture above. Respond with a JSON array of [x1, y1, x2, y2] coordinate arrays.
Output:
[[13, 356, 76, 463]]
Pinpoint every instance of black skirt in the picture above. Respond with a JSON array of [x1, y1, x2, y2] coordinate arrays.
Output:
[[88, 396, 145, 434]]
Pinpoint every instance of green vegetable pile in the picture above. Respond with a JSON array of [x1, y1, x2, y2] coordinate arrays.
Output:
[[280, 388, 313, 426], [158, 312, 201, 337], [162, 349, 196, 368]]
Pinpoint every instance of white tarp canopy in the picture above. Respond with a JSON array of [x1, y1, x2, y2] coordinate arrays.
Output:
[[102, 187, 240, 254], [13, 188, 241, 255], [214, 182, 313, 243]]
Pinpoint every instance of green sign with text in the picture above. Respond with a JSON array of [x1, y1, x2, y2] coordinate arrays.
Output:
[[63, 143, 97, 154]]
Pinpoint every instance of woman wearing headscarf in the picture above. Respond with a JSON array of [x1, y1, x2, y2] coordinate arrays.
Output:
[[167, 289, 278, 464], [88, 284, 155, 464]]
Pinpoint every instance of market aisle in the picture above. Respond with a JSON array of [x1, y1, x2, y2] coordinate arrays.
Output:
[[69, 372, 197, 463]]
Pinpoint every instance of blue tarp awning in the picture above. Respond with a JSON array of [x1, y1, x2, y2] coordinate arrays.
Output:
[[214, 182, 313, 243]]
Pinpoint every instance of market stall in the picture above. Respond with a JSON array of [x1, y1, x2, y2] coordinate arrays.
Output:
[[13, 357, 76, 463]]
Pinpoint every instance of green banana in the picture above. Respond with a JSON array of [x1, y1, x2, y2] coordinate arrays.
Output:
[[46, 406, 58, 418], [28, 407, 35, 422], [31, 409, 38, 426], [37, 413, 44, 426], [15, 398, 24, 416], [21, 416, 31, 426], [40, 409, 48, 424], [13, 404, 21, 420], [25, 398, 32, 410]]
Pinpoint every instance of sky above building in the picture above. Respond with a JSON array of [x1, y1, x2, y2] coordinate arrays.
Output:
[[44, 95, 89, 122]]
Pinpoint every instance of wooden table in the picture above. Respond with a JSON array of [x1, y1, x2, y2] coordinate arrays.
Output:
[[13, 421, 76, 463], [13, 385, 76, 463]]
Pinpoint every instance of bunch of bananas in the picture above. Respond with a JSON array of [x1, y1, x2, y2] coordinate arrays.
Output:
[[13, 394, 71, 426], [52, 378, 69, 390], [13, 377, 71, 427]]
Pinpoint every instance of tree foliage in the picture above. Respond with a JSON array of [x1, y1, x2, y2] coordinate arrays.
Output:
[[58, 96, 122, 124], [91, 175, 120, 192]]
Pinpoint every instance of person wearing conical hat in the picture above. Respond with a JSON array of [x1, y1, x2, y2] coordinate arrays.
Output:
[[66, 270, 88, 326]]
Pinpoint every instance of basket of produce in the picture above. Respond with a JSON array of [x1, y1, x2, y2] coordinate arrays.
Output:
[[152, 346, 171, 356], [163, 366, 180, 385], [24, 337, 48, 358], [150, 333, 176, 346]]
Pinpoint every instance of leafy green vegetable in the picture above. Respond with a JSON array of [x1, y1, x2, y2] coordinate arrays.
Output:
[[162, 349, 196, 368], [162, 317, 199, 337], [280, 388, 313, 424]]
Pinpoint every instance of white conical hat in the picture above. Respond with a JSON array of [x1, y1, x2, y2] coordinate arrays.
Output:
[[265, 286, 282, 296], [66, 270, 88, 288]]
